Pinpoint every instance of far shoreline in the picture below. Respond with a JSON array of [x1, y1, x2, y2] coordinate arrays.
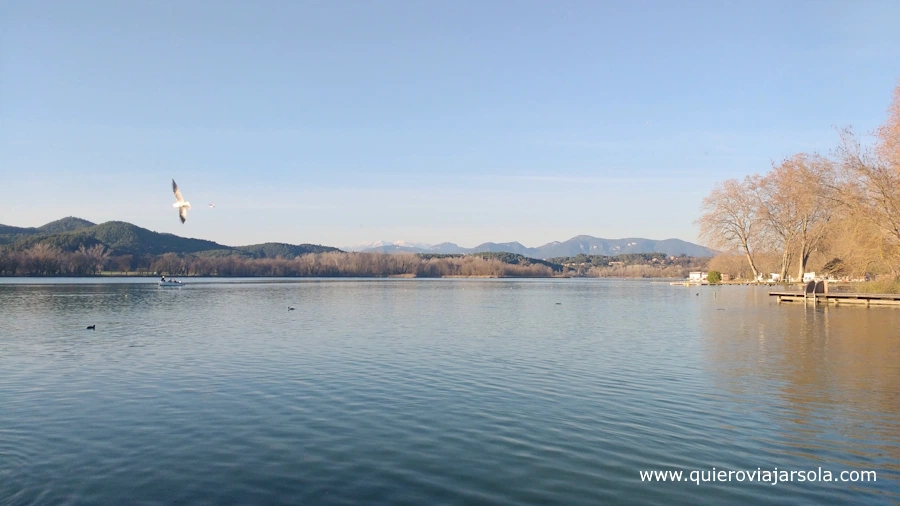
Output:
[[3, 275, 897, 294]]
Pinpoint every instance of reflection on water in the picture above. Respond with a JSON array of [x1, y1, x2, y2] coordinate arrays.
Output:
[[0, 279, 898, 505], [702, 289, 900, 481]]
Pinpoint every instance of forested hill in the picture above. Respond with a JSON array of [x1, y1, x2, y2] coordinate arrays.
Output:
[[0, 218, 340, 258], [0, 217, 95, 242]]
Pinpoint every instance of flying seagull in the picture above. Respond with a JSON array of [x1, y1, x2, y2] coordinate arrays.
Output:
[[208, 204, 216, 208], [172, 179, 191, 224]]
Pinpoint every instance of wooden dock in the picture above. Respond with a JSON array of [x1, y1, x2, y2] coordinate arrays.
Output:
[[769, 290, 900, 306]]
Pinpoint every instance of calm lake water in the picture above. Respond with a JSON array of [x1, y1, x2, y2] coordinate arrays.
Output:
[[1, 278, 898, 505]]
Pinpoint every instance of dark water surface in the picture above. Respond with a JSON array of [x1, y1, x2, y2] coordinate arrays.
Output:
[[1, 278, 898, 505]]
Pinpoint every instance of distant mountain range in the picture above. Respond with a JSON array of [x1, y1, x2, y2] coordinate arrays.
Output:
[[0, 217, 340, 258], [346, 236, 715, 258], [1, 217, 715, 259]]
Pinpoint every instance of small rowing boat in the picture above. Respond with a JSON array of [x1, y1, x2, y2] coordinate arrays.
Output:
[[158, 280, 185, 287]]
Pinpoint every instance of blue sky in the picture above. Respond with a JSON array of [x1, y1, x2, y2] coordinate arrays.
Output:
[[2, 0, 898, 248]]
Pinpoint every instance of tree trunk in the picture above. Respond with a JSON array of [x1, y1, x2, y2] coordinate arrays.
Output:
[[779, 249, 792, 282], [743, 245, 760, 281], [797, 246, 812, 283]]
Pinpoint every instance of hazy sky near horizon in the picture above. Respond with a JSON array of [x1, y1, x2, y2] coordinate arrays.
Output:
[[2, 0, 899, 248]]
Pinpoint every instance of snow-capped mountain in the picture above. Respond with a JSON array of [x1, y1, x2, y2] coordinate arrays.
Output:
[[343, 240, 434, 252]]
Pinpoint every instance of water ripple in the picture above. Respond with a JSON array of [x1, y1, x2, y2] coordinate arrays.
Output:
[[0, 279, 898, 505]]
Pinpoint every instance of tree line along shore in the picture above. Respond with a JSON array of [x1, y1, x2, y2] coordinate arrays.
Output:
[[697, 83, 900, 294], [0, 247, 708, 279]]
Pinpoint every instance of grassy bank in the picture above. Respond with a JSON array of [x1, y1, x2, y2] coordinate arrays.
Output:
[[850, 279, 900, 294]]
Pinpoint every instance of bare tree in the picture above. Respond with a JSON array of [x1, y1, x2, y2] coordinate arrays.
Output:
[[823, 86, 900, 277], [876, 83, 900, 171], [85, 244, 109, 274], [25, 243, 62, 276], [752, 154, 836, 281], [696, 176, 762, 280]]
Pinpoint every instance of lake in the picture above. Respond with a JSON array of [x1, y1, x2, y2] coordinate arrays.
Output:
[[1, 278, 898, 505]]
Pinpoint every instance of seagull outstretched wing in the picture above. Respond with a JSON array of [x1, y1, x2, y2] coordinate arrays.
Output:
[[179, 206, 188, 224], [173, 179, 185, 204]]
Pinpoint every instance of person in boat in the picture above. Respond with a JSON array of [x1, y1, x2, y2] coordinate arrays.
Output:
[[161, 275, 166, 282]]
